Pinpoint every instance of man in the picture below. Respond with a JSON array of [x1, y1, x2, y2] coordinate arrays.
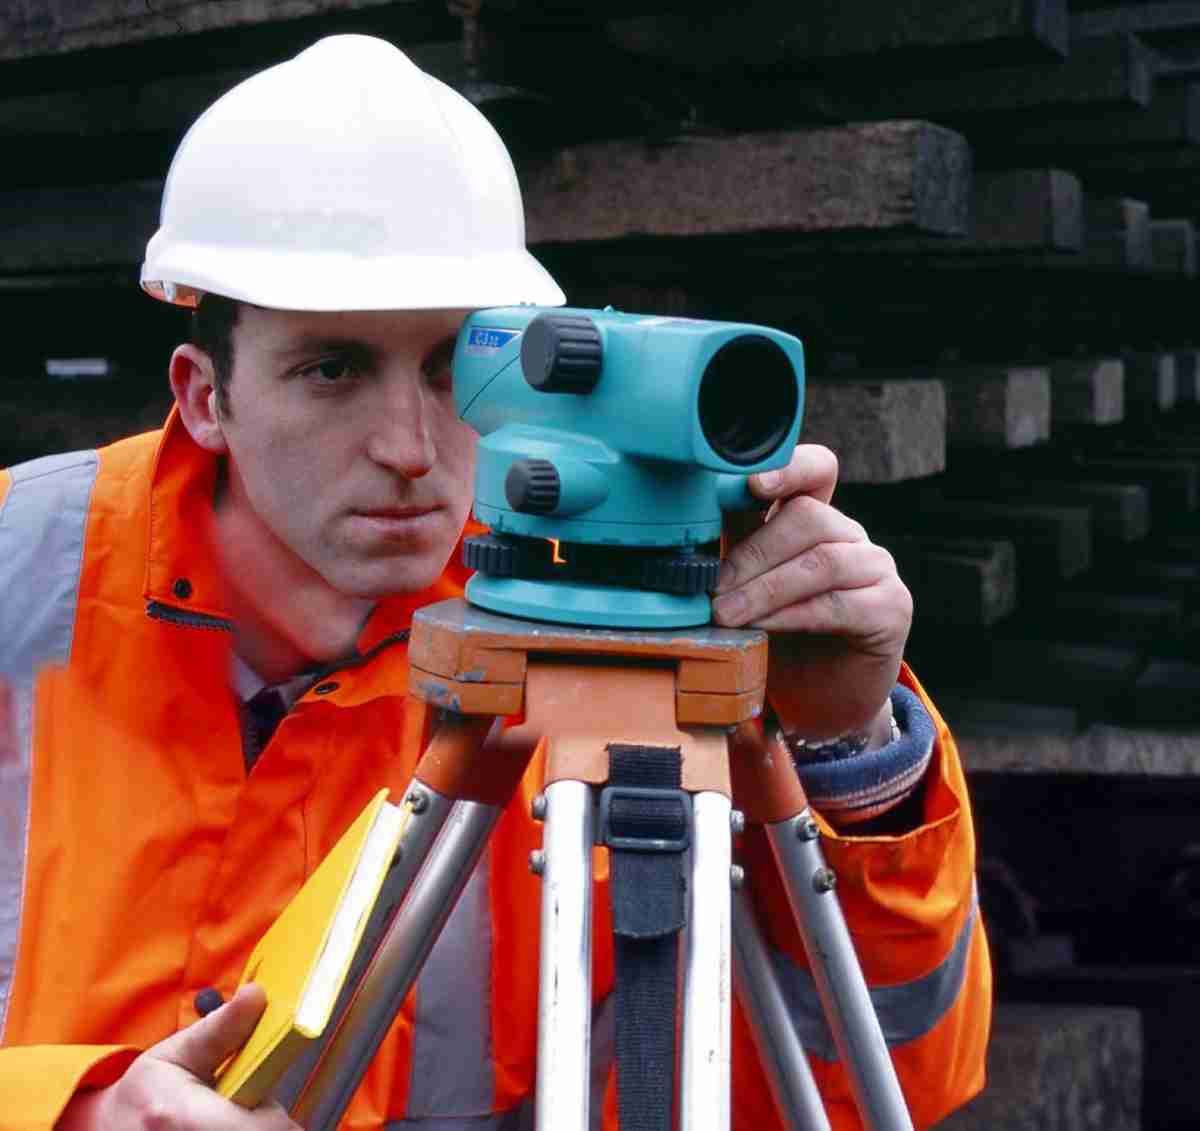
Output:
[[0, 34, 989, 1131]]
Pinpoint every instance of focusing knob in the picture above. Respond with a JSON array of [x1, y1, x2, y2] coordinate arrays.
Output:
[[520, 314, 603, 393], [505, 458, 561, 514], [639, 552, 722, 596]]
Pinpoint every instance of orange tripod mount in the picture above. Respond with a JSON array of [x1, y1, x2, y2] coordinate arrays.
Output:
[[288, 598, 913, 1131]]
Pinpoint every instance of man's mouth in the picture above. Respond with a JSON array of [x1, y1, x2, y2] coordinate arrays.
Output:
[[349, 506, 446, 544], [355, 505, 440, 520]]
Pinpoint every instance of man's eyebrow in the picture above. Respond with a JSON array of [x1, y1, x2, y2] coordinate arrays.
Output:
[[270, 337, 381, 363]]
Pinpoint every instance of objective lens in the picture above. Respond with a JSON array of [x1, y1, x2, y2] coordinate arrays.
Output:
[[698, 336, 798, 466]]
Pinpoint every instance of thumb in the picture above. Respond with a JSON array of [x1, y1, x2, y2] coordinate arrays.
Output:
[[153, 982, 267, 1083]]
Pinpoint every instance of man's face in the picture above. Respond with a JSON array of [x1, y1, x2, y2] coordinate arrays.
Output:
[[216, 305, 476, 599]]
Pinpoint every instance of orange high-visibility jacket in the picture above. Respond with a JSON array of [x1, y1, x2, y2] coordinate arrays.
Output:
[[0, 413, 990, 1130]]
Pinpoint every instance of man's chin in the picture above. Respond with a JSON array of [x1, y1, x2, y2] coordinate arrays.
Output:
[[327, 553, 450, 601]]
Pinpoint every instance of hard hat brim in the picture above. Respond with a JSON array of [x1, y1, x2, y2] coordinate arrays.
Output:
[[141, 243, 566, 311]]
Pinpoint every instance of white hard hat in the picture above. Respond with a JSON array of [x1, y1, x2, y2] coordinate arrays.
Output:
[[141, 35, 564, 311]]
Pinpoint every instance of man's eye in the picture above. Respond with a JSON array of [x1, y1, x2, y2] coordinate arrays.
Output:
[[421, 341, 456, 389], [304, 357, 357, 383], [423, 362, 453, 390]]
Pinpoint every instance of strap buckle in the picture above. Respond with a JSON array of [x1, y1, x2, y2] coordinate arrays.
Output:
[[599, 785, 691, 853]]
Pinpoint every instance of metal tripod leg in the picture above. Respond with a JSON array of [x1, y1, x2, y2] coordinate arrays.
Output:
[[766, 810, 914, 1131], [680, 790, 733, 1131], [292, 795, 501, 1130], [272, 778, 461, 1111], [732, 888, 831, 1131], [535, 779, 595, 1131]]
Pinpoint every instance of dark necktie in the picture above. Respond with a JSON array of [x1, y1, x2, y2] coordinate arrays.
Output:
[[243, 687, 288, 771]]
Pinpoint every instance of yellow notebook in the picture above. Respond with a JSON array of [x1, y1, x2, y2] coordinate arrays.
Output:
[[215, 788, 405, 1107]]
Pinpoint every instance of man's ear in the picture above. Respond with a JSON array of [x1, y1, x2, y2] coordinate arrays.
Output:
[[169, 344, 228, 453]]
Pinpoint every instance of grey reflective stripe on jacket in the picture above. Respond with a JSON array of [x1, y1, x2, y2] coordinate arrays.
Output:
[[0, 450, 98, 1038], [387, 1108, 532, 1130], [387, 993, 615, 1129], [768, 893, 978, 1063], [407, 855, 494, 1117]]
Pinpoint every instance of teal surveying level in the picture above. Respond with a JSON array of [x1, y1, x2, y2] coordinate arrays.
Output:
[[453, 306, 805, 628], [275, 309, 914, 1131]]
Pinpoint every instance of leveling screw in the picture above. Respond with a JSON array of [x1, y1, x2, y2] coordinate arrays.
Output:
[[531, 793, 548, 821], [529, 850, 546, 875], [406, 789, 429, 814], [730, 810, 746, 836], [795, 816, 820, 841], [730, 865, 745, 889], [812, 867, 837, 894]]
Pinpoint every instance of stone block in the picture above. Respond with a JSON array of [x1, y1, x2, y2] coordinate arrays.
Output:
[[0, 0, 405, 60], [940, 365, 1051, 448], [938, 1004, 1140, 1131], [1049, 357, 1124, 424], [1174, 349, 1200, 402], [523, 122, 971, 245], [944, 476, 1148, 541], [0, 180, 160, 273], [958, 722, 1200, 775], [972, 169, 1082, 251], [607, 0, 1067, 68], [1123, 351, 1177, 410], [799, 379, 946, 483], [1025, 481, 1148, 541], [1150, 218, 1197, 277], [883, 536, 1017, 627], [798, 168, 1082, 256], [1083, 196, 1150, 270], [881, 498, 1092, 578]]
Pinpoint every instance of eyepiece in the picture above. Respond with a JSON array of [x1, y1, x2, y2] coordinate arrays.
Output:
[[698, 335, 798, 466]]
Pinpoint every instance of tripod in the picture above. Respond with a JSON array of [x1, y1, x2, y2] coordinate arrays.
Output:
[[282, 598, 914, 1131]]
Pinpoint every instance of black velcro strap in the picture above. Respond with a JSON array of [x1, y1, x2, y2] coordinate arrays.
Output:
[[604, 743, 689, 1131]]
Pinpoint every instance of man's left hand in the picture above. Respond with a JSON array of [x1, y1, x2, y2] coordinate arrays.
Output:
[[712, 444, 912, 742]]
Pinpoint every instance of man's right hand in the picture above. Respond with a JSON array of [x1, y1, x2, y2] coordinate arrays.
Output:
[[56, 984, 299, 1130]]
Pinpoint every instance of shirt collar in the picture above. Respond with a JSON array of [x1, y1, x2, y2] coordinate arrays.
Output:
[[230, 652, 316, 712]]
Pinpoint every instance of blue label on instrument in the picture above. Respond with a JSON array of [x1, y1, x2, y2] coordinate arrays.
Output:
[[465, 327, 521, 356]]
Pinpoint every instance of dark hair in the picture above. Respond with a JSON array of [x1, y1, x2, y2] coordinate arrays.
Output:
[[190, 294, 242, 415]]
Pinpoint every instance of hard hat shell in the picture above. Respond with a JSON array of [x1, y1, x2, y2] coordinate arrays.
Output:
[[141, 35, 565, 311]]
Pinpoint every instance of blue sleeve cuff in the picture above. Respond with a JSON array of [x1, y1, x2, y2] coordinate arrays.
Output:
[[791, 685, 936, 826]]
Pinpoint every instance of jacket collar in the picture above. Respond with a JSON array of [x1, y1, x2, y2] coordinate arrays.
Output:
[[142, 405, 476, 651]]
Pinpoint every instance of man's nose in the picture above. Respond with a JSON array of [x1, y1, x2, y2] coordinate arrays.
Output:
[[366, 377, 436, 478]]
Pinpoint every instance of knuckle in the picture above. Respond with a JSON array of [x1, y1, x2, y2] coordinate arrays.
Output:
[[864, 577, 913, 639], [802, 542, 836, 580], [780, 493, 820, 523], [873, 544, 898, 575], [753, 569, 782, 614], [141, 1099, 178, 1131], [734, 532, 772, 577], [819, 587, 848, 623]]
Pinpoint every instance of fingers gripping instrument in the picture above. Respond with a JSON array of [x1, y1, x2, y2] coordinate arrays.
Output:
[[451, 306, 806, 628]]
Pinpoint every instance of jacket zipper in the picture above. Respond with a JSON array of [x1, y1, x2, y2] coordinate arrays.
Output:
[[146, 600, 232, 632]]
